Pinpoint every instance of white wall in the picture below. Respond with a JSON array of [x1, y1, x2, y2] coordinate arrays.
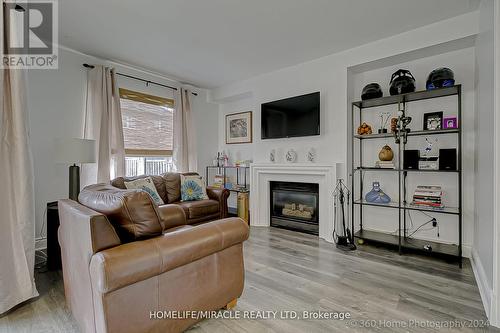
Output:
[[27, 47, 218, 241], [472, 0, 496, 319], [214, 12, 479, 163], [212, 12, 479, 249]]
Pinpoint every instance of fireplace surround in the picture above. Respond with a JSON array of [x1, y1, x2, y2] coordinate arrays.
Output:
[[250, 163, 337, 243]]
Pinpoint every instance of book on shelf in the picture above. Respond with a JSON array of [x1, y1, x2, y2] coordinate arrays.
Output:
[[413, 196, 442, 202], [413, 191, 443, 197], [374, 161, 396, 169], [412, 201, 444, 208], [415, 185, 442, 191], [412, 185, 444, 208]]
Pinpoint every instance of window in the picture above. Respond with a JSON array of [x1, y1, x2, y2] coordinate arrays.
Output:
[[119, 88, 175, 176]]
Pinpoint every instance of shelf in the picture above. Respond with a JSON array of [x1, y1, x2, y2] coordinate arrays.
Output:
[[354, 128, 459, 140], [355, 167, 459, 173], [207, 166, 250, 169], [353, 199, 460, 215], [406, 128, 460, 137], [228, 188, 250, 193], [405, 203, 460, 215], [353, 199, 400, 210], [352, 85, 460, 109], [354, 230, 459, 257]]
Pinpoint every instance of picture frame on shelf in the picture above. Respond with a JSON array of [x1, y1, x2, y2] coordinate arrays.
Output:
[[226, 111, 252, 144], [423, 111, 443, 130], [443, 116, 458, 129]]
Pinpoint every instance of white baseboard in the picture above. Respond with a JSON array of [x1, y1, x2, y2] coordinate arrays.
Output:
[[471, 248, 493, 320], [35, 237, 47, 251], [463, 245, 472, 259]]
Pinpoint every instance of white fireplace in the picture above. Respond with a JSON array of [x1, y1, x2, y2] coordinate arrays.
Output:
[[250, 163, 337, 243]]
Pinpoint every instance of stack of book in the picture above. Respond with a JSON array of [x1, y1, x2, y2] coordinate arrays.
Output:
[[375, 160, 396, 169], [211, 175, 225, 188], [412, 185, 443, 208]]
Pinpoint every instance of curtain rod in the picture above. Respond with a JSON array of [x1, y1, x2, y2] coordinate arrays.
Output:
[[82, 63, 198, 96]]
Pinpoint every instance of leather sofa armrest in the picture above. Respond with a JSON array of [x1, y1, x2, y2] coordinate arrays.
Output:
[[90, 217, 249, 293], [206, 187, 230, 218], [58, 199, 121, 255], [158, 204, 187, 230]]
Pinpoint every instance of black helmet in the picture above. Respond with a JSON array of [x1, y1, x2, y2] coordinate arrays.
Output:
[[361, 83, 383, 100], [389, 69, 416, 95], [426, 67, 455, 90]]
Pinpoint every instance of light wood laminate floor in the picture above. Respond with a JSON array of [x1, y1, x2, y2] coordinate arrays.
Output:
[[0, 227, 497, 332]]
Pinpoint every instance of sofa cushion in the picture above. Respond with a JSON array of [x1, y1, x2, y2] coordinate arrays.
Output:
[[124, 177, 164, 206], [111, 175, 168, 204], [176, 199, 219, 219], [163, 172, 181, 203], [163, 172, 199, 203], [180, 174, 209, 201], [79, 184, 163, 242]]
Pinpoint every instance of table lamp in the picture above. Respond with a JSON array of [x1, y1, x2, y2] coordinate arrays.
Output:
[[54, 138, 96, 201]]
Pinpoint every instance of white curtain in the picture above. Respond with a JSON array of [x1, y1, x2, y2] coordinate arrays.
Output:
[[173, 88, 197, 172], [81, 66, 125, 187], [0, 1, 39, 314]]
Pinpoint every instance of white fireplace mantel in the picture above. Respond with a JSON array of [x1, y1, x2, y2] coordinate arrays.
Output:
[[250, 163, 338, 243]]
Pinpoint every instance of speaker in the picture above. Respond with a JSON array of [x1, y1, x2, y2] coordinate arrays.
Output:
[[439, 148, 457, 170], [403, 150, 419, 170]]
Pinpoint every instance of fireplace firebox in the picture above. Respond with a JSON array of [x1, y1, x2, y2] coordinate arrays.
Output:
[[270, 181, 319, 235]]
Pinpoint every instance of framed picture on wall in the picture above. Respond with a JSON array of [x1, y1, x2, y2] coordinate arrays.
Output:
[[226, 111, 252, 144]]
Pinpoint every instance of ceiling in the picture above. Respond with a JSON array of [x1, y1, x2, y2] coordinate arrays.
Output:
[[60, 0, 479, 88]]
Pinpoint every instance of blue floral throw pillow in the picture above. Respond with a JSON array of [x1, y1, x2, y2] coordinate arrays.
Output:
[[181, 175, 209, 201], [124, 177, 165, 206]]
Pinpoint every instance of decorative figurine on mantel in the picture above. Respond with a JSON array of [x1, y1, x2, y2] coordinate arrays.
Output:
[[285, 149, 297, 163], [269, 149, 276, 163], [307, 148, 316, 163]]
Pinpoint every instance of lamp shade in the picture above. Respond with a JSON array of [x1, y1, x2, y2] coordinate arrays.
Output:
[[54, 138, 96, 164]]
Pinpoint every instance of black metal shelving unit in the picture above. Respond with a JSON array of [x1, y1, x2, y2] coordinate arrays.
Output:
[[351, 85, 462, 267]]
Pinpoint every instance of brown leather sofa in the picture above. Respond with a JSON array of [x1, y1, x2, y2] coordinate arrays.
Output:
[[58, 183, 249, 333], [110, 172, 230, 225]]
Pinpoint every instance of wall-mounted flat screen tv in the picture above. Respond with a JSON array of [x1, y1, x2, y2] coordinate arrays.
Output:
[[261, 92, 320, 139]]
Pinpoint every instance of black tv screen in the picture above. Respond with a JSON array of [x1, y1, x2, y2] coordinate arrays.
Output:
[[261, 92, 320, 139]]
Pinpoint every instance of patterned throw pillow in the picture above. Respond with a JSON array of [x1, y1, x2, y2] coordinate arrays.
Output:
[[180, 175, 209, 201], [124, 177, 165, 206]]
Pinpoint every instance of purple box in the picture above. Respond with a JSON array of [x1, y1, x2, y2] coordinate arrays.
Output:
[[443, 116, 458, 129]]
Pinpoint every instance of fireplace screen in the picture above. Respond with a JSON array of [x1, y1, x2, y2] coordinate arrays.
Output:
[[270, 181, 319, 235]]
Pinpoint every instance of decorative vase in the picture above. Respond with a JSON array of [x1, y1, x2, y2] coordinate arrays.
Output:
[[378, 145, 394, 161]]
